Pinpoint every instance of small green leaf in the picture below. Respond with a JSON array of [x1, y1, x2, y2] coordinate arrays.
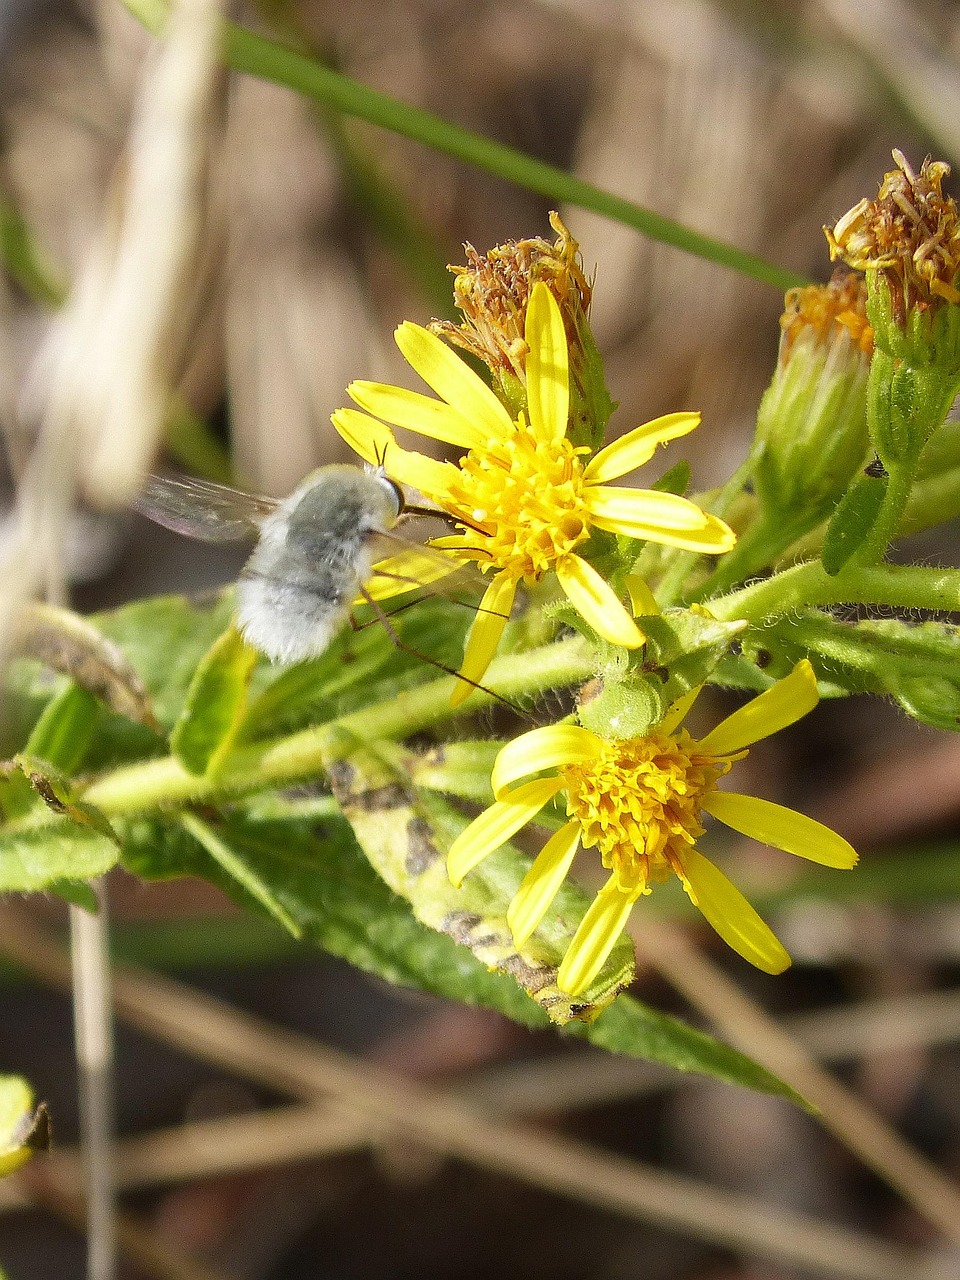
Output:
[[16, 603, 157, 729], [729, 611, 960, 731], [652, 459, 691, 496], [0, 822, 118, 891], [0, 1076, 50, 1176], [171, 626, 258, 775], [24, 683, 99, 774], [821, 469, 888, 575], [0, 200, 66, 307], [16, 755, 119, 844], [639, 609, 748, 708], [47, 878, 100, 911]]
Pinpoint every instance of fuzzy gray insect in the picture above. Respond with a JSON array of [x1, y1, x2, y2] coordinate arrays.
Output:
[[135, 465, 404, 663]]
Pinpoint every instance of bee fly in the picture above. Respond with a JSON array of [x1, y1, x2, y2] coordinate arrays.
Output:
[[135, 466, 511, 701]]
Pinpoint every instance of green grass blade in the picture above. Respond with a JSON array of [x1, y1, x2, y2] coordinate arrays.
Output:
[[121, 0, 806, 292]]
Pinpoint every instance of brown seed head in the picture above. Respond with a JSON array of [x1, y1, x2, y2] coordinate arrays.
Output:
[[824, 150, 960, 317], [431, 211, 592, 382]]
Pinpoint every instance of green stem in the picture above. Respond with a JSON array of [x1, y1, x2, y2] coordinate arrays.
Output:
[[122, 0, 806, 293], [82, 637, 593, 816], [710, 560, 960, 625]]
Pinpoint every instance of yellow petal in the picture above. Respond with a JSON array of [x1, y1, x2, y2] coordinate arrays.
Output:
[[586, 486, 711, 534], [331, 407, 393, 465], [698, 659, 818, 755], [507, 821, 581, 948], [659, 684, 703, 734], [331, 409, 455, 496], [624, 574, 660, 617], [702, 792, 858, 868], [450, 573, 516, 707], [555, 555, 645, 648], [557, 876, 637, 996], [492, 723, 601, 799], [583, 412, 702, 484], [364, 547, 463, 602], [525, 283, 568, 443], [347, 381, 485, 449], [612, 512, 736, 553], [677, 848, 791, 975], [446, 777, 565, 887], [395, 322, 514, 441]]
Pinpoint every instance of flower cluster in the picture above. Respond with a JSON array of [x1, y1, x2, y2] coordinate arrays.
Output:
[[331, 216, 858, 998]]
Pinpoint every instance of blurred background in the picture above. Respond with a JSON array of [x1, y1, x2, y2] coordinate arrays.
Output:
[[3, 0, 960, 1276]]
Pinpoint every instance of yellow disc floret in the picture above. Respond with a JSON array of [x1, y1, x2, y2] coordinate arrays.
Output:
[[445, 422, 591, 582], [561, 731, 731, 898]]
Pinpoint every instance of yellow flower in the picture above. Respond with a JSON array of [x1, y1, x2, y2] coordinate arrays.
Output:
[[333, 282, 735, 702], [446, 660, 857, 996]]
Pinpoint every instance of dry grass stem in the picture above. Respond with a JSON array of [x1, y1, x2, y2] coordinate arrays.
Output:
[[636, 918, 960, 1247], [0, 904, 939, 1280]]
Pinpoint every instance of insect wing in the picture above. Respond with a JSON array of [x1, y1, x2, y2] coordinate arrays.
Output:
[[362, 521, 482, 603], [135, 474, 279, 543]]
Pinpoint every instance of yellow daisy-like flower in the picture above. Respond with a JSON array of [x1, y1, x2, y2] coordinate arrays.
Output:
[[446, 660, 857, 996], [332, 282, 735, 702]]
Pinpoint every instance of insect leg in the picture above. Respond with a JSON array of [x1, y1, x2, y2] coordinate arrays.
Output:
[[355, 586, 527, 717]]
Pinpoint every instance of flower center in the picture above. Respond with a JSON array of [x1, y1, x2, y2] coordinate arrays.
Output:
[[443, 421, 590, 582], [561, 730, 732, 898]]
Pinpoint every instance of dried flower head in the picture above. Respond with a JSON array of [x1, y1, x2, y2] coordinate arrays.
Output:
[[825, 150, 960, 317], [431, 211, 591, 386]]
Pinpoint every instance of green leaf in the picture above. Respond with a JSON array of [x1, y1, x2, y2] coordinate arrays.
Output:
[[16, 602, 157, 730], [821, 469, 888, 575], [408, 741, 500, 802], [120, 810, 547, 1027], [94, 593, 239, 734], [727, 611, 960, 730], [576, 997, 804, 1104], [178, 811, 302, 936], [118, 808, 797, 1099], [0, 201, 66, 307], [652, 459, 691, 496], [164, 397, 234, 484], [0, 1076, 50, 1176], [243, 596, 473, 738], [323, 733, 635, 1024], [171, 626, 258, 775], [0, 823, 118, 891], [24, 683, 100, 774]]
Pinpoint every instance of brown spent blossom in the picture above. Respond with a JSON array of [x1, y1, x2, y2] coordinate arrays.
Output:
[[825, 150, 960, 316], [779, 270, 874, 362], [430, 211, 591, 383]]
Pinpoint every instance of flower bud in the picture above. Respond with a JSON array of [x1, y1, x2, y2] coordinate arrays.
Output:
[[754, 271, 872, 524]]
